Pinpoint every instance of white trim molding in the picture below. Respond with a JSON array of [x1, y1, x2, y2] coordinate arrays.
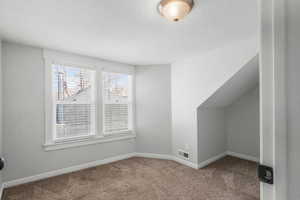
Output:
[[2, 153, 200, 188], [3, 153, 136, 188], [44, 134, 136, 151], [43, 49, 135, 75], [135, 153, 199, 169], [260, 0, 287, 198], [0, 184, 3, 199], [43, 48, 136, 151], [173, 156, 199, 169], [198, 152, 227, 169], [3, 151, 260, 189], [135, 153, 173, 160], [226, 151, 259, 162], [197, 151, 259, 170]]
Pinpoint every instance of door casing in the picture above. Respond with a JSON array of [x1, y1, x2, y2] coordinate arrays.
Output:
[[259, 0, 287, 199]]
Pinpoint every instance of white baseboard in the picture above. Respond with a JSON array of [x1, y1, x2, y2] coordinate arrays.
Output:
[[3, 153, 136, 188], [135, 153, 173, 160], [1, 151, 260, 189], [226, 151, 259, 162], [0, 150, 260, 189], [198, 152, 227, 169], [0, 184, 3, 199], [134, 153, 198, 169], [2, 152, 200, 188], [197, 151, 259, 169], [173, 156, 199, 169]]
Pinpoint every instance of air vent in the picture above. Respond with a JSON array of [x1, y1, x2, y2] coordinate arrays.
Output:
[[178, 149, 189, 159]]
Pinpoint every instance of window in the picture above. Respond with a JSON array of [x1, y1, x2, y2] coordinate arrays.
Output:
[[102, 72, 133, 134], [44, 50, 135, 150], [52, 64, 96, 140]]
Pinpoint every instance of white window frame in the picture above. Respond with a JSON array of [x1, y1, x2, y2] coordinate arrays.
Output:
[[43, 50, 136, 151], [51, 63, 98, 141], [102, 71, 134, 135]]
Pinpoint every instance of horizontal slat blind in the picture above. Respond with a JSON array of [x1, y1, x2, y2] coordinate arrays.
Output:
[[104, 104, 128, 132], [103, 72, 131, 133], [52, 64, 96, 139]]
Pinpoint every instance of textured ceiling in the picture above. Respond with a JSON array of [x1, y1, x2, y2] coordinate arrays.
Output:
[[0, 0, 258, 65]]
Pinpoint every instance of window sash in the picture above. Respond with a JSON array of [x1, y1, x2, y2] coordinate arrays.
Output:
[[103, 102, 132, 134], [44, 54, 135, 148], [53, 103, 96, 140], [55, 101, 95, 105], [52, 64, 97, 141], [102, 72, 133, 134]]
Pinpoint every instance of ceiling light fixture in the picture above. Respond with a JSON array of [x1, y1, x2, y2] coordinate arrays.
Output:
[[158, 0, 194, 22]]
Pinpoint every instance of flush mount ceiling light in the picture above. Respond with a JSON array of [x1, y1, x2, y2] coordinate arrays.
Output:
[[158, 0, 194, 22]]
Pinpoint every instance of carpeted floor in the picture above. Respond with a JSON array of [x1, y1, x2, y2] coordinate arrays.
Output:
[[2, 156, 259, 200]]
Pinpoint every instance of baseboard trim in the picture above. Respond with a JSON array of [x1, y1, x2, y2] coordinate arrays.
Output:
[[2, 151, 260, 189], [226, 151, 259, 162], [0, 184, 3, 199], [135, 153, 198, 169], [3, 152, 201, 188], [173, 157, 199, 169], [198, 152, 227, 169], [135, 153, 173, 160], [197, 151, 259, 169], [3, 153, 136, 188]]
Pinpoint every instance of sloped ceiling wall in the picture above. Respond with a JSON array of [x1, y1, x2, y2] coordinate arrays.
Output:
[[197, 55, 259, 164], [171, 37, 258, 164], [201, 55, 259, 108]]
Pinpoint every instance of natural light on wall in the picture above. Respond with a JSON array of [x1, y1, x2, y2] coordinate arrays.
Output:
[[158, 0, 194, 21]]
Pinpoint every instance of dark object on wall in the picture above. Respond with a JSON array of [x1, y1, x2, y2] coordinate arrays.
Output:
[[258, 164, 273, 184], [0, 157, 5, 170]]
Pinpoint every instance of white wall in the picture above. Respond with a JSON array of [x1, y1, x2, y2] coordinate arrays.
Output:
[[171, 38, 257, 164], [197, 86, 259, 164], [225, 86, 260, 158], [135, 65, 172, 155], [197, 108, 226, 163], [2, 42, 136, 182], [287, 0, 300, 198]]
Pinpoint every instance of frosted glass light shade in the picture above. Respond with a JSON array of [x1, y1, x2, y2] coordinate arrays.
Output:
[[158, 0, 194, 21]]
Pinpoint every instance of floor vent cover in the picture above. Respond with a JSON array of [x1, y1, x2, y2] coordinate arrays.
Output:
[[178, 150, 189, 159]]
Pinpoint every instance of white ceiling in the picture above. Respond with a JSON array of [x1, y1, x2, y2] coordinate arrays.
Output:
[[0, 0, 258, 65], [201, 55, 259, 108]]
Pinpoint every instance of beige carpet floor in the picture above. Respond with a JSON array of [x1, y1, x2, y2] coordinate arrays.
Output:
[[2, 156, 259, 200]]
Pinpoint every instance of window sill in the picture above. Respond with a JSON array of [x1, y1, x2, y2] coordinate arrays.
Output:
[[43, 132, 136, 151]]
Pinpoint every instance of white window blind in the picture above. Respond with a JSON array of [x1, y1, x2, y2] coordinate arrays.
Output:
[[103, 72, 132, 133], [52, 64, 96, 140]]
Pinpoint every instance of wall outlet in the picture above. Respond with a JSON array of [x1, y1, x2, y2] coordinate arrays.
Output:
[[178, 149, 189, 159]]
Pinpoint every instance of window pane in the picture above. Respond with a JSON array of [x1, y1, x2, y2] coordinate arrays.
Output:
[[103, 72, 130, 102], [53, 65, 95, 102], [104, 104, 128, 133], [52, 64, 96, 139], [56, 104, 95, 139], [103, 72, 131, 133]]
